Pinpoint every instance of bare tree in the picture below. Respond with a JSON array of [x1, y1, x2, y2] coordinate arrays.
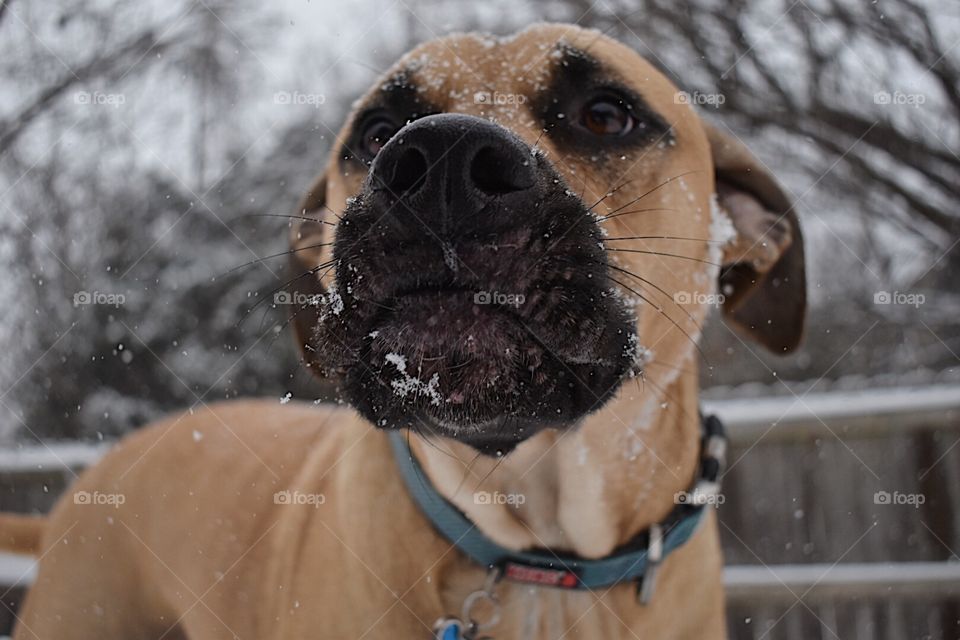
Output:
[[1, 0, 957, 438]]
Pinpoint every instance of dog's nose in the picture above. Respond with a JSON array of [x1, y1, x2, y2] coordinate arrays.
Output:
[[370, 114, 536, 218]]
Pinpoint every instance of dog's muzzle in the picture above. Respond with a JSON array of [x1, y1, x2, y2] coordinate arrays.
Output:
[[314, 114, 637, 453]]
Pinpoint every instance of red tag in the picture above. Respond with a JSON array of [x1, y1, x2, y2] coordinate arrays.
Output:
[[503, 562, 580, 588]]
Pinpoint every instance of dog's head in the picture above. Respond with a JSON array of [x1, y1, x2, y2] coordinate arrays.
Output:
[[288, 24, 805, 453]]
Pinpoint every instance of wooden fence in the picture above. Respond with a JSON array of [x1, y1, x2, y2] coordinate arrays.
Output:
[[1, 384, 958, 638]]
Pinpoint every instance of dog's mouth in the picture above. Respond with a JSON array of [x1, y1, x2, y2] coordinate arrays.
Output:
[[306, 114, 638, 453], [333, 279, 635, 454]]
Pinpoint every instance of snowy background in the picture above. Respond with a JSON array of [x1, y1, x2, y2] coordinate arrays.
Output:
[[0, 0, 958, 442]]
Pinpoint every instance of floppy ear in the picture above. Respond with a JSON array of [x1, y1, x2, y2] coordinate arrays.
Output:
[[706, 122, 807, 353], [288, 173, 329, 369]]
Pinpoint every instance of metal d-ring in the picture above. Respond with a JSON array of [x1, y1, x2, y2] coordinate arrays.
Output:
[[461, 568, 502, 631]]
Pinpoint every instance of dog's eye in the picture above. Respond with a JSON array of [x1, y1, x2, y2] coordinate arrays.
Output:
[[360, 117, 399, 158], [578, 96, 636, 136]]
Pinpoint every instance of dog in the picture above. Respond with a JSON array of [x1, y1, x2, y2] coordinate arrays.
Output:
[[1, 23, 804, 639]]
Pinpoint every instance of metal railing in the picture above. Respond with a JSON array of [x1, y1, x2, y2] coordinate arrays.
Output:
[[1, 384, 958, 598]]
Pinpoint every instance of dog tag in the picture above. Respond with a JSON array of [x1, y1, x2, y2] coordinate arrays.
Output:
[[433, 617, 468, 640], [432, 617, 492, 640]]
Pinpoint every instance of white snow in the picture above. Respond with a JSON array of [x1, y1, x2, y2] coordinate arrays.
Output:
[[707, 194, 736, 281], [326, 290, 344, 316], [384, 353, 443, 406]]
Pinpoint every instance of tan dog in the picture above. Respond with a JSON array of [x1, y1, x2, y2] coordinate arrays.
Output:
[[3, 23, 804, 639]]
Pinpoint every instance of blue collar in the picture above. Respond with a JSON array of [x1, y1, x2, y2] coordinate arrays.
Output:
[[388, 414, 726, 594]]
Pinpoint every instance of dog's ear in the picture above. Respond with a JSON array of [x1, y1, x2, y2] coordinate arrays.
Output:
[[705, 123, 807, 353], [288, 173, 329, 368]]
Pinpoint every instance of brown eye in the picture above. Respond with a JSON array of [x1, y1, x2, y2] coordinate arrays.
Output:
[[579, 96, 635, 136], [361, 118, 399, 158]]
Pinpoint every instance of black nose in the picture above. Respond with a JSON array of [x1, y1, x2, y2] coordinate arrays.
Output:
[[369, 114, 536, 220]]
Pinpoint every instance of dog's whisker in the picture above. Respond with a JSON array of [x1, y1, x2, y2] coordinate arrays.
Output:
[[587, 176, 642, 211], [602, 262, 704, 333], [471, 421, 511, 487], [602, 170, 704, 218], [416, 425, 460, 460], [531, 127, 548, 154], [221, 246, 334, 277], [606, 275, 708, 364], [255, 287, 299, 334], [325, 206, 345, 222], [605, 248, 720, 267], [603, 259, 720, 342], [300, 202, 344, 222], [645, 359, 698, 377], [602, 235, 720, 243], [265, 317, 307, 355], [455, 450, 487, 496], [407, 417, 483, 474], [474, 451, 507, 490], [235, 213, 338, 227], [405, 425, 482, 504], [600, 207, 679, 222], [637, 371, 701, 426], [404, 428, 437, 497], [237, 263, 328, 328], [263, 298, 327, 347]]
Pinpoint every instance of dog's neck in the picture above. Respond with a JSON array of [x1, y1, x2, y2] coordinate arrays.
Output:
[[409, 369, 701, 559]]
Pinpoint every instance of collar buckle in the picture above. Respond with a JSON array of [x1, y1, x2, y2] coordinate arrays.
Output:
[[636, 523, 663, 604]]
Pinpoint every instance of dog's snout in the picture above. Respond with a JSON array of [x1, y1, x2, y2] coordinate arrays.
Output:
[[330, 107, 634, 446], [371, 114, 536, 213]]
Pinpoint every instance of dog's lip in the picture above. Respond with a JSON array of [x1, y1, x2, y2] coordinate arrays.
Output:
[[419, 413, 543, 439]]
